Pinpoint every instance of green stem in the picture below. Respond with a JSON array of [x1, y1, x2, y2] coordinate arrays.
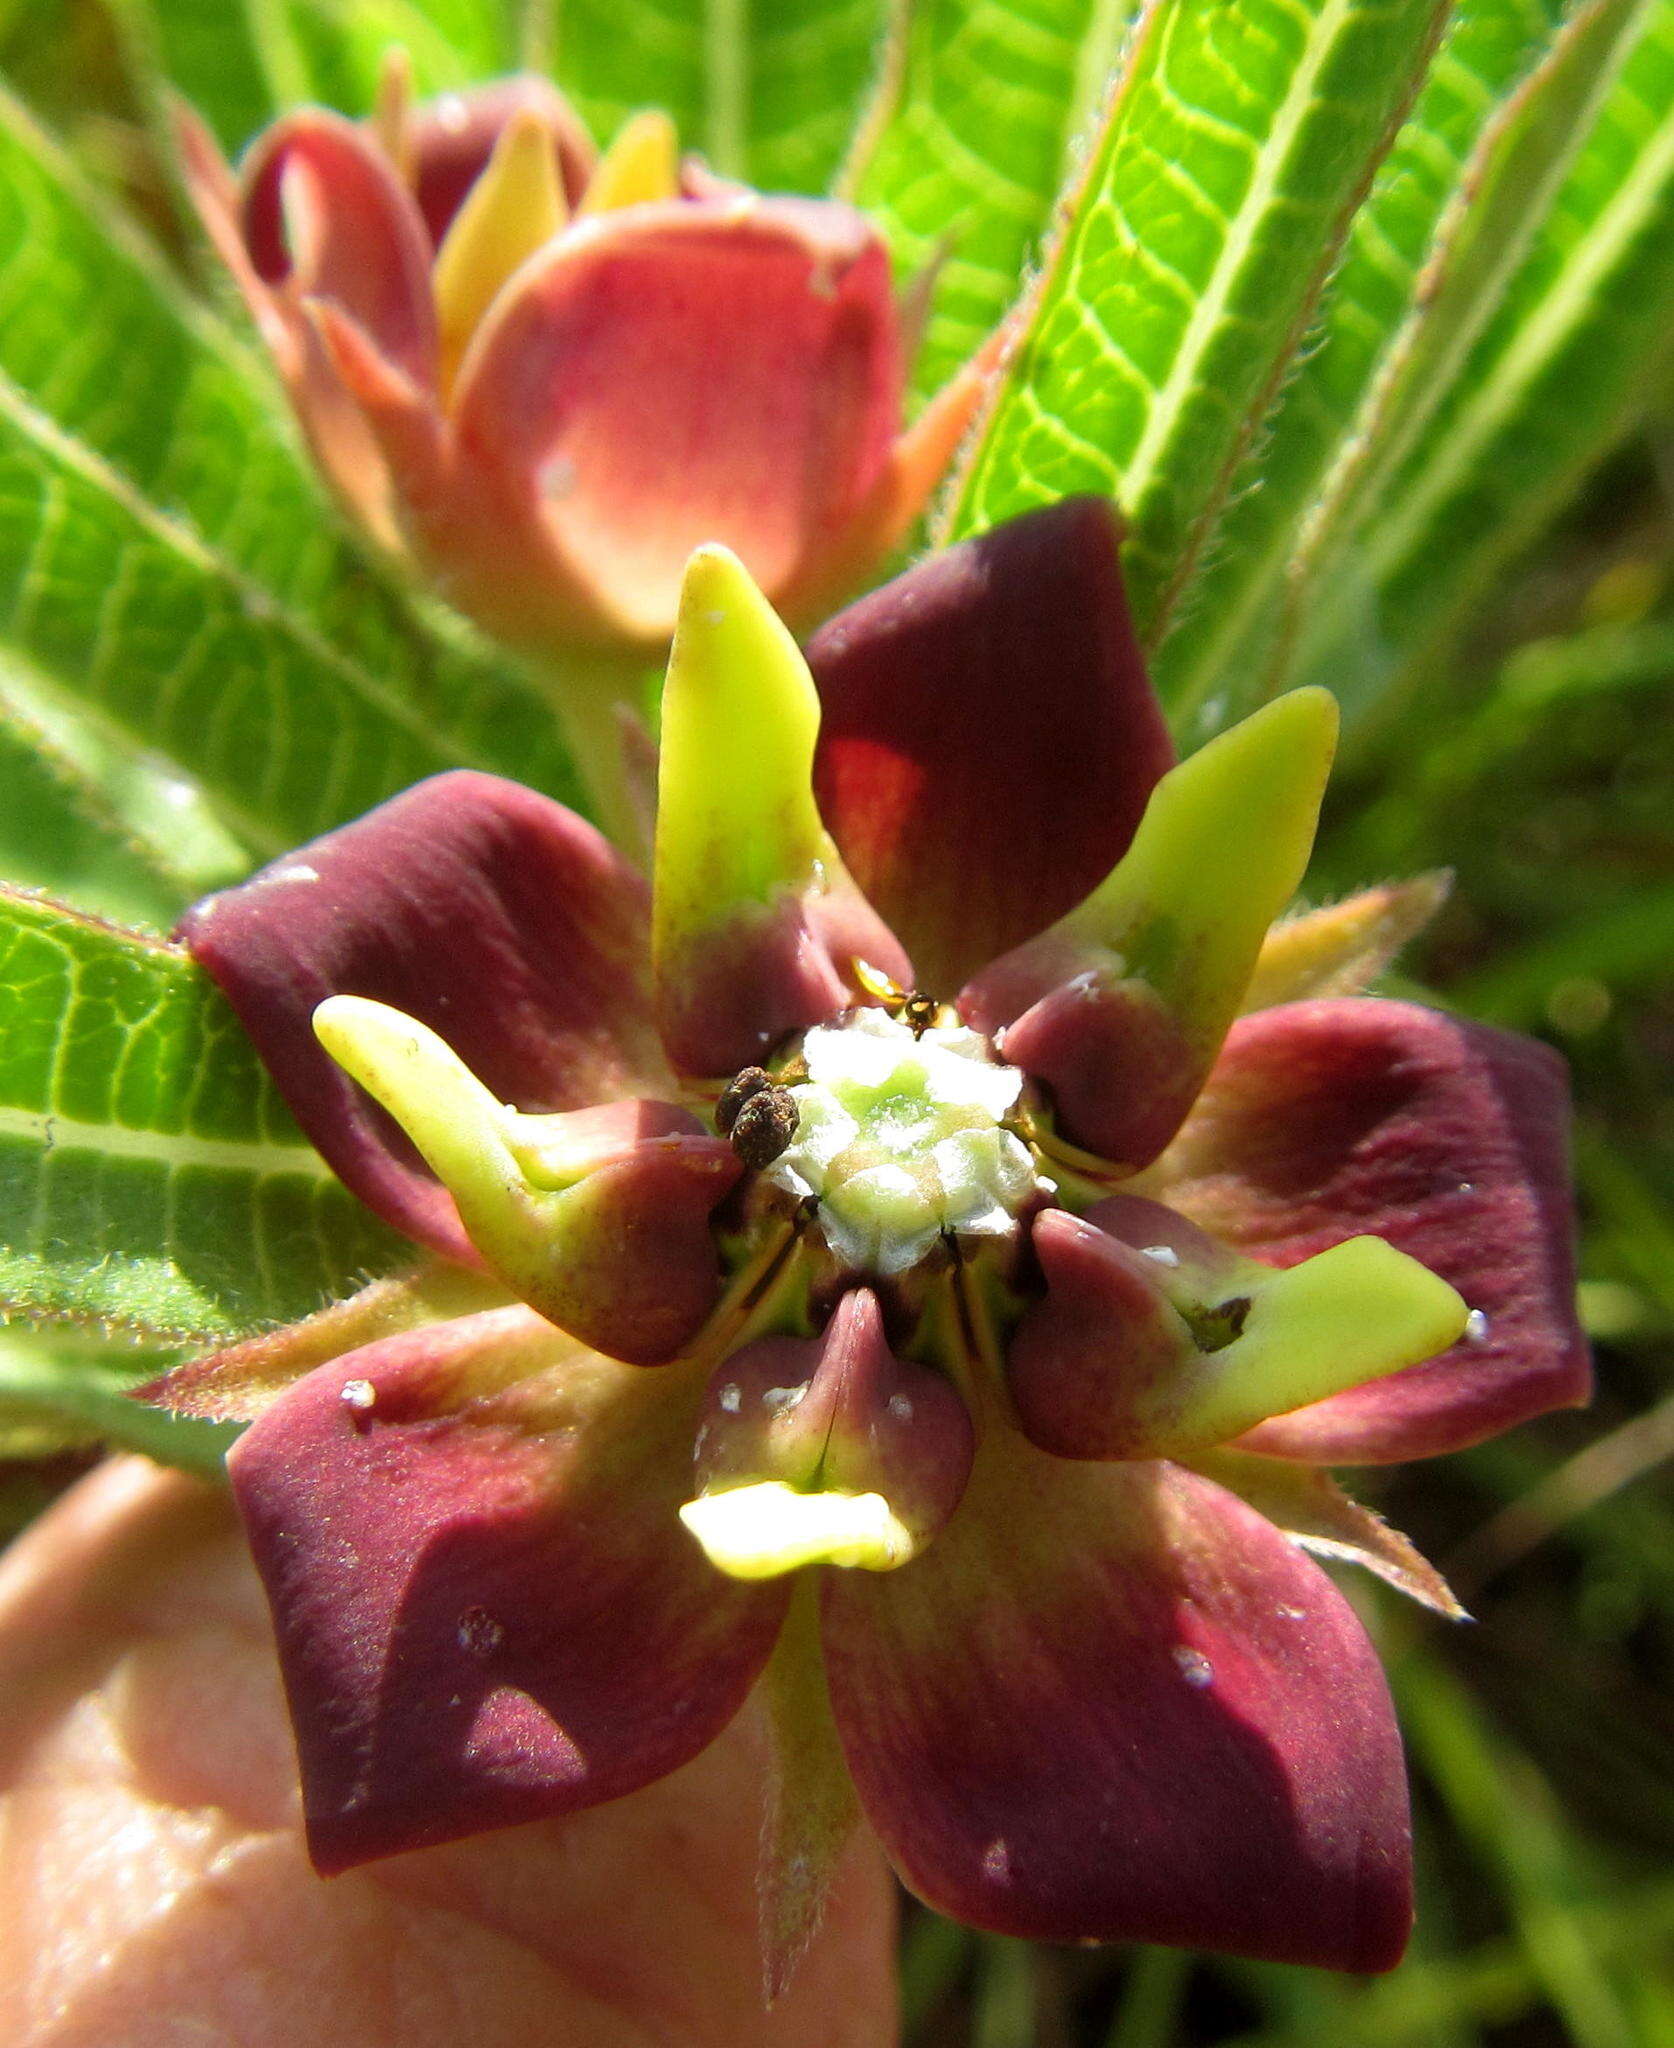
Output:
[[537, 651, 656, 864]]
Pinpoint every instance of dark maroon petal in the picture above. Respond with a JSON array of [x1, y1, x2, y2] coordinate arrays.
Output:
[[240, 109, 437, 387], [823, 1451, 1411, 1969], [1160, 999, 1589, 1462], [228, 1308, 787, 1873], [179, 772, 666, 1259], [807, 499, 1173, 995], [407, 77, 595, 245]]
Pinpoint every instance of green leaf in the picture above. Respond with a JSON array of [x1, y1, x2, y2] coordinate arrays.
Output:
[[0, 888, 406, 1344], [1154, 0, 1581, 734], [0, 374, 566, 861], [742, 0, 885, 192], [846, 0, 1129, 403], [943, 0, 1452, 648], [122, 0, 517, 152], [550, 0, 884, 188], [0, 679, 205, 926], [0, 647, 246, 911], [1303, 0, 1674, 723]]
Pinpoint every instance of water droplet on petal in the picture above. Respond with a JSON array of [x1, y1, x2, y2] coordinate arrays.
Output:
[[340, 1378, 376, 1413], [1140, 1244, 1180, 1268], [1464, 1308, 1490, 1344], [981, 1838, 1010, 1882], [1277, 1604, 1307, 1622], [719, 1383, 742, 1414], [1172, 1644, 1214, 1687], [457, 1607, 505, 1658], [888, 1393, 913, 1420]]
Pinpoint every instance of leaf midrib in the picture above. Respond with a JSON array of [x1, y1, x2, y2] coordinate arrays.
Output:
[[0, 1099, 336, 1180], [1118, 0, 1363, 511]]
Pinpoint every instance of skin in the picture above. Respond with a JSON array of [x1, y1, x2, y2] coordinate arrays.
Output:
[[0, 1459, 899, 2048]]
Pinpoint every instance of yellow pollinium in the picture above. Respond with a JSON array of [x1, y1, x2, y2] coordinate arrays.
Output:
[[679, 1481, 915, 1580]]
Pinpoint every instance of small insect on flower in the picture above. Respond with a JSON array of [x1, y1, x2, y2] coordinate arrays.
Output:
[[153, 498, 1588, 1992]]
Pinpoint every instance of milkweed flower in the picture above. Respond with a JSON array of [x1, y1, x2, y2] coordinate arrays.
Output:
[[154, 499, 1588, 1986], [176, 68, 992, 660]]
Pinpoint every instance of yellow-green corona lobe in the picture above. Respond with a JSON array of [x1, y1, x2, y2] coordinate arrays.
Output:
[[679, 1481, 914, 1578], [654, 546, 832, 937]]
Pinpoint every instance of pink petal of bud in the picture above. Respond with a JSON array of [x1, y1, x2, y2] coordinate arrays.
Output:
[[446, 200, 905, 649], [239, 108, 437, 387]]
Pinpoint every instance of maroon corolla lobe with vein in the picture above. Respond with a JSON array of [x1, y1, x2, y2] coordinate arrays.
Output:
[[179, 771, 666, 1262], [808, 496, 1174, 992], [226, 1309, 788, 1874], [823, 1455, 1411, 1970], [166, 503, 1588, 1975]]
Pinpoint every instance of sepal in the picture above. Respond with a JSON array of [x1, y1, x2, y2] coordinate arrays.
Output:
[[1192, 1449, 1465, 1618], [1242, 873, 1450, 1013], [141, 1263, 514, 1422]]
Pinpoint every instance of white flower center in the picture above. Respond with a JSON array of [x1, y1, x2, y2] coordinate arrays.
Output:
[[765, 1009, 1048, 1276]]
